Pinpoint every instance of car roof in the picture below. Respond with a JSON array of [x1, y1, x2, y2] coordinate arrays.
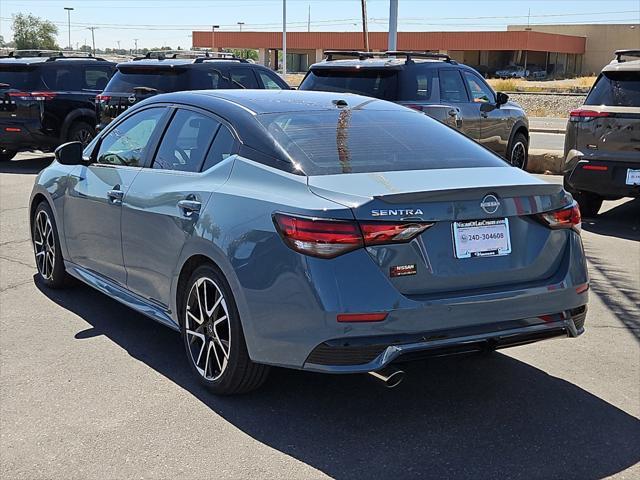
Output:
[[0, 56, 113, 65], [603, 59, 640, 72], [115, 58, 255, 68], [146, 89, 409, 115], [310, 58, 450, 70]]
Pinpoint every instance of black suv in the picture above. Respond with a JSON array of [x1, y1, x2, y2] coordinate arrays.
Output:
[[0, 51, 115, 161], [299, 51, 529, 168], [97, 51, 290, 129]]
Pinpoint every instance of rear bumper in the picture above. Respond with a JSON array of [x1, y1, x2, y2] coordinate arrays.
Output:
[[565, 156, 640, 199], [0, 120, 56, 152], [305, 307, 586, 373]]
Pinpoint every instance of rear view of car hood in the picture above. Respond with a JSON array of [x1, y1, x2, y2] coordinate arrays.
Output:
[[308, 167, 567, 215]]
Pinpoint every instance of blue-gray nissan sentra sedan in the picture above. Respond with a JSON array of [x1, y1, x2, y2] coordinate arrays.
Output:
[[29, 90, 589, 394]]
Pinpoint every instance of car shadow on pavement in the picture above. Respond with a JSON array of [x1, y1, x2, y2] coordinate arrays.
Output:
[[36, 279, 640, 480], [0, 155, 53, 174], [582, 198, 640, 242]]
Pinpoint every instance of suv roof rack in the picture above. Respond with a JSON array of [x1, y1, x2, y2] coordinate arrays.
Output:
[[135, 50, 237, 61], [8, 50, 105, 61], [614, 49, 640, 62], [323, 50, 453, 64]]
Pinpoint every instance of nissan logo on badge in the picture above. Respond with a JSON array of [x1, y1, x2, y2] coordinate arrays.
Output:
[[480, 194, 500, 214]]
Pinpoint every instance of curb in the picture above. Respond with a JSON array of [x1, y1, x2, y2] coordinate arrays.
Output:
[[527, 149, 564, 175], [530, 127, 566, 134]]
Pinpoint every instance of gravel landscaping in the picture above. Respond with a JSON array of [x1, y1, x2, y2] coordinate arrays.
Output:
[[505, 93, 586, 118]]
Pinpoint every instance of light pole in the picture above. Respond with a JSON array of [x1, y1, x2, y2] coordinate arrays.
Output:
[[134, 38, 139, 55], [211, 25, 219, 51], [388, 0, 398, 51], [282, 0, 287, 75], [64, 7, 74, 50], [237, 22, 244, 32]]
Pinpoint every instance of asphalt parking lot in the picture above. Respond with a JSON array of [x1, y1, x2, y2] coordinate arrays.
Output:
[[1, 153, 639, 480]]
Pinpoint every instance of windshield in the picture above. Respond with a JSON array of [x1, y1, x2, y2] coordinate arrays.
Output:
[[258, 108, 507, 176], [585, 71, 640, 107], [0, 66, 39, 90], [300, 69, 399, 101], [104, 68, 190, 93]]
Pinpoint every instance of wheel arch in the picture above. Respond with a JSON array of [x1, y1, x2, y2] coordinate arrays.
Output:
[[60, 108, 97, 142], [508, 121, 529, 150]]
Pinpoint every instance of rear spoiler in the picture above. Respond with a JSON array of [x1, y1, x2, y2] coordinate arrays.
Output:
[[614, 49, 640, 62]]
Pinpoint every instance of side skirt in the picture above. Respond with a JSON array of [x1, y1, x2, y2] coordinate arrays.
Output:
[[64, 261, 180, 332]]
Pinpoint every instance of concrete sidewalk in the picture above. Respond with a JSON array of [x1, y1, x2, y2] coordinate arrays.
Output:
[[530, 117, 567, 134]]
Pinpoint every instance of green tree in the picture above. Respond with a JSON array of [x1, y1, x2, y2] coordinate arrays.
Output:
[[12, 13, 59, 50]]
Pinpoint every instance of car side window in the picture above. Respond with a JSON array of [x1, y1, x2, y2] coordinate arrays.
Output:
[[399, 69, 434, 100], [41, 66, 80, 91], [190, 69, 223, 89], [439, 70, 468, 103], [230, 68, 259, 89], [153, 109, 220, 172], [96, 108, 165, 167], [258, 71, 283, 90], [201, 125, 236, 171], [463, 71, 495, 103], [84, 66, 112, 91]]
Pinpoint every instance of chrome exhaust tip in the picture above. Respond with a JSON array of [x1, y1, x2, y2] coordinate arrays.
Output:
[[368, 366, 405, 388]]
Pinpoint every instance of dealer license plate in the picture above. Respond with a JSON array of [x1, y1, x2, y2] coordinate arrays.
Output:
[[453, 218, 511, 259], [626, 169, 640, 186]]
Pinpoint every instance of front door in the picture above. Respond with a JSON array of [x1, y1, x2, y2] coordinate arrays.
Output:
[[64, 107, 167, 284], [121, 107, 237, 308], [438, 68, 481, 141]]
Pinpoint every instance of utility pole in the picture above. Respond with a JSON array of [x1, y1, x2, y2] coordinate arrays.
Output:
[[134, 38, 139, 55], [282, 0, 287, 74], [237, 22, 244, 32], [64, 7, 74, 50], [307, 4, 311, 32], [388, 0, 398, 51], [87, 27, 97, 56], [117, 40, 121, 52], [211, 24, 219, 51], [360, 0, 369, 52]]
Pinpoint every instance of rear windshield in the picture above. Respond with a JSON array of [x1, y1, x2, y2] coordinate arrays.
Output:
[[258, 108, 507, 176], [105, 68, 190, 93], [300, 69, 399, 101], [0, 65, 39, 90], [585, 71, 640, 107]]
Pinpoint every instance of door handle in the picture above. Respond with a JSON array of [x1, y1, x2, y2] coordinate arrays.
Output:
[[107, 186, 123, 205], [178, 199, 201, 218]]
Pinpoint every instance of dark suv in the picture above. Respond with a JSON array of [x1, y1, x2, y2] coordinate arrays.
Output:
[[563, 49, 640, 216], [97, 51, 290, 129], [299, 51, 529, 168], [0, 51, 115, 161]]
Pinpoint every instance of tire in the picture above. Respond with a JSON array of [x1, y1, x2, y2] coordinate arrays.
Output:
[[0, 149, 17, 162], [32, 201, 72, 288], [508, 132, 528, 170], [572, 190, 603, 217], [180, 264, 269, 395], [66, 121, 95, 147]]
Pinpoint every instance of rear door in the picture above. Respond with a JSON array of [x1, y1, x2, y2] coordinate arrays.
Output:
[[121, 107, 237, 307], [437, 68, 482, 141], [64, 107, 168, 284]]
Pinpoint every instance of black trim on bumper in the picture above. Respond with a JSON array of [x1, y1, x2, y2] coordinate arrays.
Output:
[[567, 159, 640, 198]]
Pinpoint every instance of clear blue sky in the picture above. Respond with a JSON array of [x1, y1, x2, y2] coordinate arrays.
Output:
[[1, 0, 639, 50]]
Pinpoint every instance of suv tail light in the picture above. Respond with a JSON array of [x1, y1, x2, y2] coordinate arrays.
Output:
[[273, 213, 433, 259], [535, 202, 581, 233], [95, 94, 111, 103], [569, 109, 610, 122], [8, 91, 57, 101]]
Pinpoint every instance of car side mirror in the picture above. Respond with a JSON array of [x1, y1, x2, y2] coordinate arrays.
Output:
[[496, 92, 509, 106], [55, 141, 84, 166]]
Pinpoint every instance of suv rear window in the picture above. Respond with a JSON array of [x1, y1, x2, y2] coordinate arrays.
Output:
[[105, 67, 190, 93], [0, 65, 39, 90], [258, 109, 506, 176], [301, 69, 399, 101], [585, 71, 640, 107]]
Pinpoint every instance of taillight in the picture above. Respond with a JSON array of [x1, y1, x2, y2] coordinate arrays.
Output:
[[273, 213, 433, 259], [536, 202, 581, 233], [569, 109, 610, 122], [8, 91, 56, 101], [95, 94, 111, 103], [581, 164, 608, 171]]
